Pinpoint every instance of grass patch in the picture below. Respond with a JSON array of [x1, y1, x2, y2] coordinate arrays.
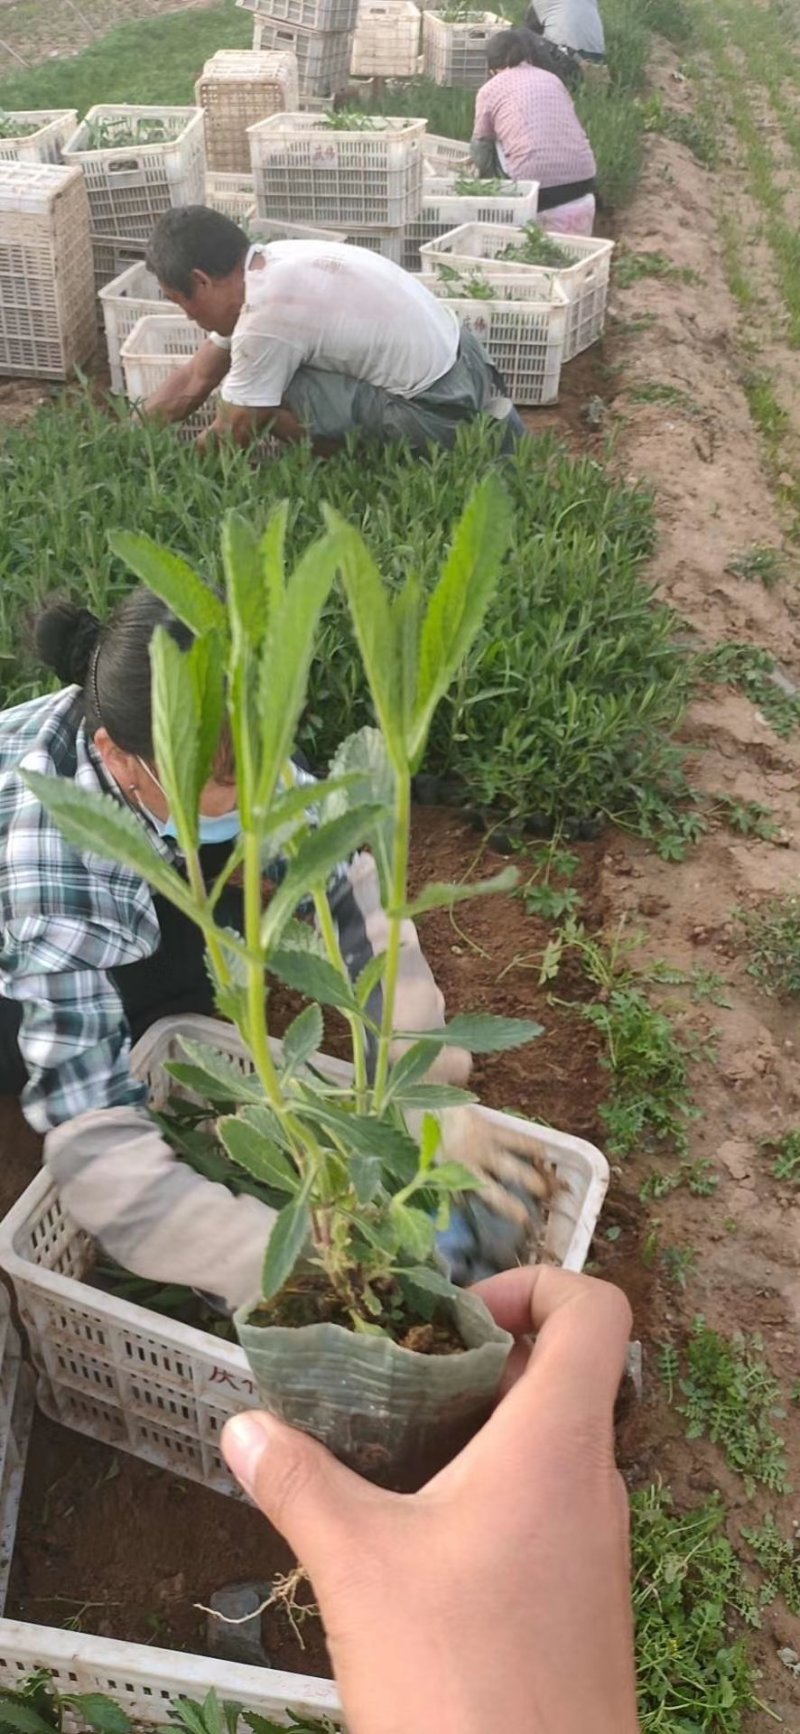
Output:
[[629, 381, 701, 412], [739, 896, 800, 999], [0, 394, 689, 831], [740, 1513, 800, 1615], [718, 208, 757, 309], [726, 543, 786, 586], [641, 91, 719, 168], [632, 1486, 760, 1732], [0, 1, 249, 109], [576, 83, 645, 210], [664, 1319, 789, 1494], [615, 248, 700, 287], [700, 639, 800, 736], [761, 1129, 800, 1184]]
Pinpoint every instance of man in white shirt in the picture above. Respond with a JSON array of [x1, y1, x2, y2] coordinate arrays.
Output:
[[525, 0, 605, 60], [141, 207, 523, 454]]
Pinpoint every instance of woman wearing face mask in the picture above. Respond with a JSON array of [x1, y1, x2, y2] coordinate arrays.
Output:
[[0, 592, 546, 1306]]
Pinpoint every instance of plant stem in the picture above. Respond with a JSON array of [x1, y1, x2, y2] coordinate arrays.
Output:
[[241, 830, 284, 1109], [183, 843, 232, 993], [372, 767, 411, 1108], [313, 887, 369, 1108]]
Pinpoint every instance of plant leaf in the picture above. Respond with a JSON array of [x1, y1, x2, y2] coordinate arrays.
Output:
[[281, 1004, 324, 1075], [350, 1153, 383, 1203], [166, 1039, 264, 1106], [259, 500, 290, 618], [261, 1193, 311, 1301], [390, 1083, 476, 1110], [269, 945, 360, 1014], [262, 805, 386, 946], [391, 1202, 436, 1261], [410, 478, 513, 767], [297, 1097, 418, 1179], [68, 1698, 133, 1734], [255, 532, 339, 811], [401, 1013, 544, 1053], [222, 511, 267, 649], [324, 727, 395, 902], [22, 774, 194, 907], [218, 1116, 299, 1195], [0, 1708, 57, 1734], [397, 865, 518, 919], [110, 532, 226, 637], [428, 1161, 483, 1193], [322, 513, 403, 765], [150, 625, 203, 849], [399, 1264, 458, 1300], [385, 1040, 443, 1100]]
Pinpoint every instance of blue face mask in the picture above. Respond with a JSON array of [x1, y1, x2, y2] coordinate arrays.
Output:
[[135, 759, 240, 845]]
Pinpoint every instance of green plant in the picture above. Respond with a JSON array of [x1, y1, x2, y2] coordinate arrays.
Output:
[[641, 0, 694, 44], [639, 1158, 719, 1201], [632, 1485, 760, 1730], [761, 1129, 800, 1182], [78, 116, 182, 149], [629, 381, 701, 413], [660, 1243, 697, 1289], [738, 896, 800, 998], [0, 2, 250, 110], [27, 484, 544, 1334], [0, 1672, 131, 1734], [540, 922, 702, 1156], [740, 1514, 800, 1616], [667, 1318, 789, 1494], [614, 248, 700, 287], [167, 1695, 241, 1734], [497, 224, 569, 266], [701, 640, 800, 736], [641, 92, 719, 167], [713, 795, 779, 841], [0, 110, 40, 139], [726, 544, 787, 586], [575, 83, 645, 210]]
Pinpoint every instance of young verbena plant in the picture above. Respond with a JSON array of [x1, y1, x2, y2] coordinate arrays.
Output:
[[27, 481, 539, 1486]]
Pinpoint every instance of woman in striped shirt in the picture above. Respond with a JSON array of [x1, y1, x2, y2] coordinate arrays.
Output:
[[471, 29, 597, 235]]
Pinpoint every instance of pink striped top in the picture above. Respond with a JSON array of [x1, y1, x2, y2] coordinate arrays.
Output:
[[473, 64, 596, 191]]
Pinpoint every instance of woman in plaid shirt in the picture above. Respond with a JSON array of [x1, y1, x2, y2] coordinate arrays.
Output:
[[0, 596, 550, 1306], [472, 29, 597, 235]]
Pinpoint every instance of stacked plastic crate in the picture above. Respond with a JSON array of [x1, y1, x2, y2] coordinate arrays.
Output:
[[0, 109, 77, 166], [249, 110, 425, 260], [196, 50, 299, 174], [402, 174, 538, 270], [0, 161, 97, 380], [351, 2, 421, 79], [420, 221, 615, 362], [422, 10, 508, 87], [62, 105, 206, 302], [237, 0, 360, 103]]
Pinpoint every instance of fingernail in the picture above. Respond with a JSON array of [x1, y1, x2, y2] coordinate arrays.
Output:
[[222, 1411, 272, 1496]]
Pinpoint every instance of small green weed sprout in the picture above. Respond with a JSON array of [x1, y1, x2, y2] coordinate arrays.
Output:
[[738, 896, 800, 998], [726, 544, 787, 587], [740, 1513, 800, 1616], [667, 1319, 789, 1494], [614, 247, 700, 288], [761, 1129, 800, 1183], [660, 1244, 698, 1289], [629, 381, 701, 414], [641, 92, 719, 167], [701, 640, 800, 736]]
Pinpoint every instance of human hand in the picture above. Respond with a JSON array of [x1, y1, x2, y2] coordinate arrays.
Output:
[[222, 1266, 639, 1734]]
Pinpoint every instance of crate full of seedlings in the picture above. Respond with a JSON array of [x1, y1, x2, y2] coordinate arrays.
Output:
[[0, 1011, 608, 1493], [422, 10, 509, 88], [0, 162, 96, 379], [237, 0, 360, 32], [0, 109, 77, 166], [63, 106, 206, 245], [204, 169, 257, 225], [119, 314, 217, 438], [420, 220, 614, 361], [249, 111, 424, 227], [351, 2, 422, 78], [250, 18, 354, 99], [196, 50, 299, 175], [99, 260, 180, 395], [428, 265, 568, 403], [403, 174, 538, 270]]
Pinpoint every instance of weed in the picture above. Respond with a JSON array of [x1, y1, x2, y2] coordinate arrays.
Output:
[[738, 897, 800, 999], [668, 1318, 789, 1494], [640, 1158, 720, 1201], [660, 1244, 698, 1289], [718, 207, 757, 309], [740, 1514, 800, 1616], [713, 795, 780, 842], [523, 882, 582, 921], [632, 1485, 760, 1730], [614, 248, 700, 287], [741, 370, 790, 450], [761, 1130, 800, 1183], [726, 544, 787, 587], [701, 640, 800, 736], [629, 381, 701, 414], [641, 92, 719, 167]]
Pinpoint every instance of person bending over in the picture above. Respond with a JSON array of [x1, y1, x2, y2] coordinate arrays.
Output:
[[525, 0, 606, 62], [472, 28, 597, 235], [139, 207, 525, 454]]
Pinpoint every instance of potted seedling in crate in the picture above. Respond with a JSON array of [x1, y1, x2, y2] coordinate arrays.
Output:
[[27, 479, 548, 1492]]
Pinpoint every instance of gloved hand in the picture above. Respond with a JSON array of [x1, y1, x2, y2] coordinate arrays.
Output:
[[435, 1106, 559, 1285]]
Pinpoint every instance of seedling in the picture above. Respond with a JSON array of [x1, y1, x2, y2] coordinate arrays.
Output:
[[740, 1514, 800, 1615], [761, 1129, 800, 1183], [666, 1318, 789, 1494], [701, 639, 800, 737], [497, 223, 569, 267], [78, 116, 183, 149], [0, 111, 41, 139], [738, 897, 800, 998], [726, 543, 787, 587], [660, 1243, 697, 1289], [629, 381, 701, 414], [712, 794, 780, 842]]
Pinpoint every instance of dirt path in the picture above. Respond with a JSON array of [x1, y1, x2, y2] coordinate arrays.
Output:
[[594, 31, 800, 1727]]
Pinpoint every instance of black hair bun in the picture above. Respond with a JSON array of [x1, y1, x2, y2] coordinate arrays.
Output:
[[34, 601, 102, 686]]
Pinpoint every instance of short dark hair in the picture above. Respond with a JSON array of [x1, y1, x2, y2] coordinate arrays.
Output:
[[487, 28, 536, 70], [146, 206, 249, 296]]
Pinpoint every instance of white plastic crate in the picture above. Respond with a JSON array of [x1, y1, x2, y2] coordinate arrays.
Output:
[[345, 225, 404, 262], [0, 1292, 34, 1616], [250, 111, 424, 227], [250, 21, 354, 97], [0, 162, 96, 379], [238, 0, 360, 33], [0, 1626, 340, 1731], [441, 290, 567, 404], [0, 110, 77, 167], [204, 170, 257, 225], [120, 314, 213, 437], [250, 216, 348, 241], [422, 10, 508, 87], [423, 132, 472, 175], [420, 222, 614, 361], [403, 175, 538, 270], [196, 51, 299, 175], [91, 233, 146, 298], [99, 261, 179, 395], [0, 1012, 608, 1493], [351, 2, 421, 78], [64, 106, 206, 245]]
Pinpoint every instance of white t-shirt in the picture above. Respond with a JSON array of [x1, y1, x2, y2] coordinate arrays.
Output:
[[536, 0, 605, 55], [217, 242, 460, 409]]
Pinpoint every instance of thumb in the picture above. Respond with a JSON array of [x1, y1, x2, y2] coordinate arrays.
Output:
[[222, 1410, 384, 1576]]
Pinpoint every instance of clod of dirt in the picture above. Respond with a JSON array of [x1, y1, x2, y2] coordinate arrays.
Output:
[[206, 1581, 272, 1668]]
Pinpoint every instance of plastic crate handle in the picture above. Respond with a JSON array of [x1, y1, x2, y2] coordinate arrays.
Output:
[[106, 158, 150, 186]]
